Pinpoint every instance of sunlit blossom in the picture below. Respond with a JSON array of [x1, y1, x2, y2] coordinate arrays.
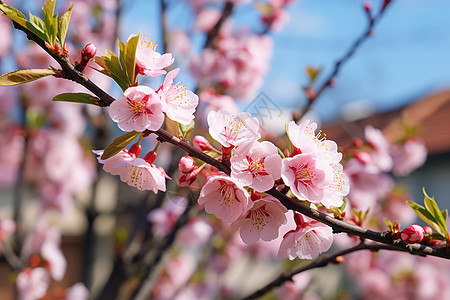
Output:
[[109, 85, 164, 132], [134, 34, 174, 77], [230, 140, 281, 192], [158, 68, 199, 125], [207, 110, 260, 148], [198, 175, 251, 223]]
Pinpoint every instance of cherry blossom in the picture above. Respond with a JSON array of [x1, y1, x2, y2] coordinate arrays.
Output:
[[287, 120, 341, 163], [16, 267, 50, 300], [158, 68, 199, 125], [281, 153, 333, 204], [198, 175, 251, 223], [278, 214, 333, 260], [230, 140, 281, 192], [109, 86, 164, 132], [41, 241, 67, 281], [232, 195, 287, 244], [93, 149, 166, 193], [134, 34, 174, 77], [66, 283, 89, 300], [207, 110, 260, 148], [365, 125, 393, 172], [399, 224, 425, 244], [390, 139, 427, 176]]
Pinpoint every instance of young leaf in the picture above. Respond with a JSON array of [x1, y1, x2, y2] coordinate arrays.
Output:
[[52, 93, 100, 106], [58, 4, 73, 48], [0, 69, 57, 86], [423, 188, 448, 236], [0, 4, 28, 28], [384, 218, 393, 231], [124, 34, 139, 85], [179, 120, 195, 139], [27, 12, 47, 41], [43, 0, 58, 46], [407, 200, 443, 235], [101, 131, 140, 160], [102, 50, 129, 91]]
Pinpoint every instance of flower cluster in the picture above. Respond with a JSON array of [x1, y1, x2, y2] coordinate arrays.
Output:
[[96, 35, 199, 193], [190, 111, 349, 260]]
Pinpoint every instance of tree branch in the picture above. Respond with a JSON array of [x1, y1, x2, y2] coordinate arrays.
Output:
[[241, 242, 404, 300], [296, 1, 394, 121]]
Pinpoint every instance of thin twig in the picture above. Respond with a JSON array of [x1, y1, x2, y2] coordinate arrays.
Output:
[[296, 1, 394, 121], [240, 242, 403, 300], [204, 1, 234, 49]]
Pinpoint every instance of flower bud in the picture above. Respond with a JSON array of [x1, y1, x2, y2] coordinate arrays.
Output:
[[81, 43, 97, 61], [178, 171, 197, 187], [192, 136, 213, 151], [354, 151, 371, 165], [400, 224, 425, 244], [144, 151, 157, 165], [178, 156, 196, 173], [128, 143, 142, 157]]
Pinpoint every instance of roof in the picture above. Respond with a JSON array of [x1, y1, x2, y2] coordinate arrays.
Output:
[[322, 90, 450, 155]]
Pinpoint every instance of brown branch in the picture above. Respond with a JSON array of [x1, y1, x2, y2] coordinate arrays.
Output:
[[204, 1, 234, 49], [296, 1, 394, 121], [3, 0, 450, 263], [241, 242, 404, 300]]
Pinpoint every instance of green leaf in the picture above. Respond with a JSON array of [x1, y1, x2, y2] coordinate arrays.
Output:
[[57, 4, 73, 48], [423, 188, 448, 236], [43, 0, 58, 45], [0, 4, 28, 27], [0, 69, 57, 86], [124, 34, 139, 85], [26, 12, 47, 40], [305, 66, 322, 84], [384, 218, 393, 231], [52, 93, 100, 106], [277, 146, 285, 159], [102, 50, 129, 91], [407, 200, 442, 234], [179, 120, 195, 139], [426, 232, 446, 241], [101, 131, 140, 160]]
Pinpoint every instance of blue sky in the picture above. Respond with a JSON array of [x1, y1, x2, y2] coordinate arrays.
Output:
[[115, 0, 450, 123]]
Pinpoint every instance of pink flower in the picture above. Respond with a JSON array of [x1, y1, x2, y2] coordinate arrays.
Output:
[[109, 86, 164, 132], [66, 283, 89, 300], [281, 153, 333, 204], [147, 197, 187, 236], [365, 125, 393, 172], [158, 68, 199, 125], [287, 121, 341, 163], [207, 110, 260, 148], [16, 267, 49, 300], [399, 224, 425, 244], [391, 139, 427, 176], [230, 140, 281, 192], [232, 195, 287, 244], [41, 241, 67, 281], [198, 175, 251, 223], [93, 150, 166, 193], [345, 158, 394, 211], [134, 34, 174, 77], [177, 218, 213, 247], [278, 214, 333, 260]]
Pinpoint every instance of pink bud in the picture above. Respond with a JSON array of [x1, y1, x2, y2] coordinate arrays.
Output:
[[354, 151, 371, 165], [178, 156, 196, 173], [400, 224, 425, 244], [363, 1, 372, 11], [423, 226, 433, 234], [81, 43, 97, 60], [178, 172, 198, 187], [144, 151, 157, 165], [192, 136, 213, 151], [128, 143, 142, 157]]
